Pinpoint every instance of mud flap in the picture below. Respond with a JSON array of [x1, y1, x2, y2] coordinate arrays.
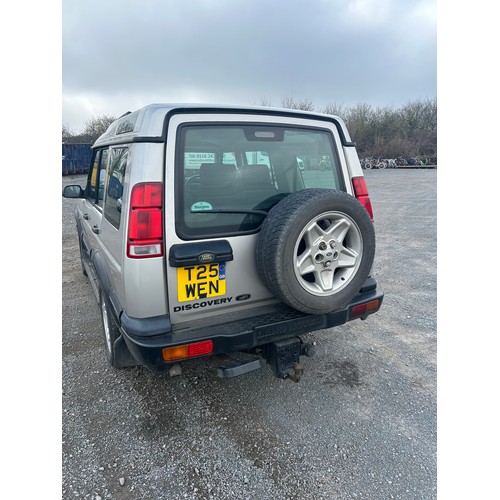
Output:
[[113, 335, 139, 367]]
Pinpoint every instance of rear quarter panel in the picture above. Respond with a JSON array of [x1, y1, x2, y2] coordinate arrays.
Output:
[[121, 143, 169, 319]]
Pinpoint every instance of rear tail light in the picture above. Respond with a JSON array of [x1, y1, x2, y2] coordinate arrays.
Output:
[[127, 182, 163, 258], [162, 340, 214, 362], [352, 176, 374, 221], [349, 299, 381, 320]]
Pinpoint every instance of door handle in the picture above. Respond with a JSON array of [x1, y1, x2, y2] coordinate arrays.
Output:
[[92, 225, 100, 234], [83, 213, 89, 220]]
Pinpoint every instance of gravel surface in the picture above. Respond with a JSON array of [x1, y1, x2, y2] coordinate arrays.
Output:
[[62, 169, 436, 499]]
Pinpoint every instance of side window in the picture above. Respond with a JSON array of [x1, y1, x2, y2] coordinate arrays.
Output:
[[87, 152, 100, 202], [86, 148, 109, 206], [104, 148, 128, 229], [97, 149, 109, 209]]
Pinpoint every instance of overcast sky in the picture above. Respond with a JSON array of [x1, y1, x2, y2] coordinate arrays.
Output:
[[62, 0, 436, 133]]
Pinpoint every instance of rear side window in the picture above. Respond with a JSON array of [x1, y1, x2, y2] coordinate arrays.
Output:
[[96, 149, 109, 208], [104, 147, 128, 229], [86, 148, 109, 208], [177, 124, 344, 239]]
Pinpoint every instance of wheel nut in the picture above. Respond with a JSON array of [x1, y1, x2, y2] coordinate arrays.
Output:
[[319, 242, 327, 250], [329, 240, 336, 248], [323, 261, 331, 268]]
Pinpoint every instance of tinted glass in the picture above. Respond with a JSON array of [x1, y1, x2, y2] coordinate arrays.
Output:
[[97, 149, 109, 208], [178, 124, 344, 239], [87, 151, 100, 202], [104, 148, 128, 229]]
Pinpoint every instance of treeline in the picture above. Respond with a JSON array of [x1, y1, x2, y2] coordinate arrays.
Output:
[[282, 97, 437, 158], [62, 98, 436, 159], [62, 115, 117, 145]]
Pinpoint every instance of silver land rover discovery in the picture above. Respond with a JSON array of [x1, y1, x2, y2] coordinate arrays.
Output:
[[63, 104, 383, 380]]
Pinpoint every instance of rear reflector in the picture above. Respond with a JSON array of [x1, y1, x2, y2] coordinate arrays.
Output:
[[162, 340, 214, 362], [352, 176, 374, 220], [127, 182, 163, 258], [349, 299, 381, 320]]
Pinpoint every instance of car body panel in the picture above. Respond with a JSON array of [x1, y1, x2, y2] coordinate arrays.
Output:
[[63, 103, 382, 375]]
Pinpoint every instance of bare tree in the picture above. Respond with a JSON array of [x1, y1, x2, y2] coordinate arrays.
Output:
[[62, 124, 74, 143], [398, 98, 437, 156], [80, 115, 117, 143], [281, 96, 314, 111], [62, 114, 117, 144], [258, 97, 273, 107], [322, 103, 346, 118]]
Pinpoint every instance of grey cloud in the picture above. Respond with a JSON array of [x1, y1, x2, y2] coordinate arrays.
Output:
[[63, 0, 436, 131]]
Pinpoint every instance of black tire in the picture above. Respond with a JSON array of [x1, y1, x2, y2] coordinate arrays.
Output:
[[256, 189, 375, 314], [99, 291, 121, 367]]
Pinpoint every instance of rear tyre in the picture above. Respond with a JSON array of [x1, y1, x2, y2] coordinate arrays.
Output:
[[256, 189, 375, 314]]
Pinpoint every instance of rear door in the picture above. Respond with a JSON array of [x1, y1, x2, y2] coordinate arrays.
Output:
[[164, 112, 349, 326], [80, 148, 109, 265]]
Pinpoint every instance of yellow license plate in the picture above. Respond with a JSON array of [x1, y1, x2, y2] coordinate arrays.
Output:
[[177, 263, 226, 302]]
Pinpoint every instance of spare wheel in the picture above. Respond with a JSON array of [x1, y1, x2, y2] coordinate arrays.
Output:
[[256, 189, 375, 314]]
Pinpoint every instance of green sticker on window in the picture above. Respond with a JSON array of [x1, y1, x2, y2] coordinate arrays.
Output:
[[191, 201, 213, 212]]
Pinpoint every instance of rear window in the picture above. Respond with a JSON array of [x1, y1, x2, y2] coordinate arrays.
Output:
[[104, 147, 128, 229], [176, 124, 344, 239]]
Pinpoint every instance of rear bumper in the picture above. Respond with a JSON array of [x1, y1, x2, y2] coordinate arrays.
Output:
[[120, 279, 383, 373]]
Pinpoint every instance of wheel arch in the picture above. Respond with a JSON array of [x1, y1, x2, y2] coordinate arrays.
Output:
[[92, 250, 123, 323]]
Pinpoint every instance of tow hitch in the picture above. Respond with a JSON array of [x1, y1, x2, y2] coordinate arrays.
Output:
[[216, 337, 315, 381], [263, 337, 315, 382]]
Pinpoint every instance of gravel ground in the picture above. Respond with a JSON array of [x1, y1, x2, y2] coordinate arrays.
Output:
[[62, 169, 436, 499]]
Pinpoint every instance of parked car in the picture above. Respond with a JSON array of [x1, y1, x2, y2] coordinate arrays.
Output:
[[63, 104, 383, 380]]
